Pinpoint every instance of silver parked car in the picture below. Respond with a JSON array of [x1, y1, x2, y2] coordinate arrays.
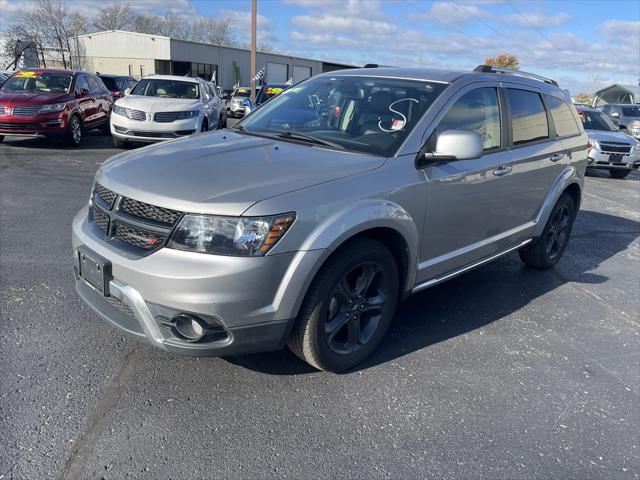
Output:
[[600, 103, 640, 139], [578, 107, 640, 178], [72, 66, 587, 371]]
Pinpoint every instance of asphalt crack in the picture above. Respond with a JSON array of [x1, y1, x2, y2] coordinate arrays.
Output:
[[59, 344, 139, 480]]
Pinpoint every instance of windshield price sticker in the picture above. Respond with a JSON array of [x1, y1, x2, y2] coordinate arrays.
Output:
[[16, 71, 39, 78]]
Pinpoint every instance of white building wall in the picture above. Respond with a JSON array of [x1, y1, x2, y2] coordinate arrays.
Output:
[[71, 30, 333, 88]]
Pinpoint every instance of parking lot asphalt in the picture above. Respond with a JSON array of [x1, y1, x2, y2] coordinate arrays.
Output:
[[1, 132, 639, 480]]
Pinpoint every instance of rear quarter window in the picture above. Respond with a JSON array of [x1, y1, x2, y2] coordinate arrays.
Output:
[[506, 89, 549, 145], [545, 95, 581, 137]]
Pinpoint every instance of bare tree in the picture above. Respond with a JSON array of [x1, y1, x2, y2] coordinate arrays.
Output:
[[484, 54, 520, 70], [129, 11, 238, 47], [14, 0, 87, 68], [93, 3, 133, 32]]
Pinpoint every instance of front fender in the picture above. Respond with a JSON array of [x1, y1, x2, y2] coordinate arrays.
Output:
[[270, 199, 420, 320], [303, 199, 418, 288], [532, 165, 582, 238]]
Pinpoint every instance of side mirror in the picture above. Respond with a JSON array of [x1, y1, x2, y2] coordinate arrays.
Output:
[[124, 88, 131, 96], [77, 88, 89, 97], [418, 130, 483, 168]]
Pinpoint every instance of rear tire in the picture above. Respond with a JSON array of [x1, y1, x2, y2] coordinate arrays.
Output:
[[609, 169, 630, 179], [113, 137, 129, 149], [64, 115, 83, 147], [519, 192, 575, 269], [287, 238, 399, 372]]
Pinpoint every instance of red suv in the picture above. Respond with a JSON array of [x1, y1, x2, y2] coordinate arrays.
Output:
[[0, 69, 113, 146]]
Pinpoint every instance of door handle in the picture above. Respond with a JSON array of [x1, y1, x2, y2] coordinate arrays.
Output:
[[492, 165, 512, 177], [550, 152, 564, 162]]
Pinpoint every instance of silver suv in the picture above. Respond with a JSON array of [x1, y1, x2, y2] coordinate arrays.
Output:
[[601, 103, 640, 139], [72, 66, 587, 372]]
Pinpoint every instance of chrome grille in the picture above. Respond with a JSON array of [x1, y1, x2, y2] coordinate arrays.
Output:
[[600, 142, 631, 154], [154, 111, 181, 122], [120, 198, 181, 226], [124, 108, 146, 121], [0, 105, 5, 116], [13, 105, 41, 117]]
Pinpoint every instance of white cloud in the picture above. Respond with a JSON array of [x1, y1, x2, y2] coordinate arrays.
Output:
[[504, 11, 573, 29]]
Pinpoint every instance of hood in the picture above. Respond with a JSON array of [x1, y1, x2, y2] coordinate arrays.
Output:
[[0, 90, 71, 105], [115, 95, 201, 112], [97, 130, 385, 216], [586, 129, 638, 144]]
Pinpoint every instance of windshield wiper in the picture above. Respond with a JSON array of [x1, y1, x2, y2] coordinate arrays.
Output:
[[276, 131, 344, 149]]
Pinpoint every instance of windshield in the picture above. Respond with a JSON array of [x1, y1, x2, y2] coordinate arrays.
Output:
[[130, 79, 199, 99], [579, 110, 617, 132], [256, 85, 287, 105], [621, 105, 640, 116], [233, 88, 251, 98], [236, 75, 447, 156], [1, 72, 72, 93]]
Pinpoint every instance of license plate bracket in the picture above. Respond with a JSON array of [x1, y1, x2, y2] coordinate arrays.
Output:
[[78, 246, 112, 296], [609, 153, 624, 162]]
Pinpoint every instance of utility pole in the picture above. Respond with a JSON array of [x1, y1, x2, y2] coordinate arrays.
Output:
[[250, 0, 257, 105]]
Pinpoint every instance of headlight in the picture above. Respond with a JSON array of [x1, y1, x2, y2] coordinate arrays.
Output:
[[40, 103, 66, 112], [590, 140, 600, 151], [177, 110, 199, 119], [634, 142, 640, 151], [168, 213, 296, 256], [113, 104, 126, 116]]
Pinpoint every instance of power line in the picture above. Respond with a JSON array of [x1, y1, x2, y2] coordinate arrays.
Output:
[[402, 0, 499, 54], [504, 0, 572, 58], [453, 1, 544, 60]]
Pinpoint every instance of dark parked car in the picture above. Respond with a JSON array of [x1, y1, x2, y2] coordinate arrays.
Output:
[[0, 69, 113, 146], [97, 74, 137, 99]]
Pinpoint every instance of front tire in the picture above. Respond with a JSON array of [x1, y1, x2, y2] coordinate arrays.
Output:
[[519, 192, 575, 269], [64, 115, 83, 147], [113, 137, 129, 149], [201, 119, 208, 133], [609, 169, 630, 179], [288, 238, 399, 372]]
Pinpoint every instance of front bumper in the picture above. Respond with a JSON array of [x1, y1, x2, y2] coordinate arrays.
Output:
[[72, 205, 326, 356], [0, 111, 68, 137], [110, 112, 200, 143], [587, 148, 640, 171]]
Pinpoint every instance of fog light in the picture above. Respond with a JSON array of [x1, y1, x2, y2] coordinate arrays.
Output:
[[173, 314, 207, 342], [587, 157, 595, 165]]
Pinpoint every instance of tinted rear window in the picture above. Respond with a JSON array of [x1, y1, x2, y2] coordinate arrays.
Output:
[[545, 95, 580, 137], [100, 77, 117, 91], [506, 89, 549, 145]]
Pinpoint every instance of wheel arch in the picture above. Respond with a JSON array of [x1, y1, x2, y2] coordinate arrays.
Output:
[[274, 202, 420, 321], [532, 166, 583, 238]]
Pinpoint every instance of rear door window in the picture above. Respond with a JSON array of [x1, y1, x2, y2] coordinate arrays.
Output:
[[506, 89, 549, 145], [437, 87, 501, 151], [545, 95, 580, 137], [75, 75, 90, 95], [86, 75, 101, 92]]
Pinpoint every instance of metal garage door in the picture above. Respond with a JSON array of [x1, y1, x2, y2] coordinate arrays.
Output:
[[292, 65, 312, 84], [266, 62, 288, 83]]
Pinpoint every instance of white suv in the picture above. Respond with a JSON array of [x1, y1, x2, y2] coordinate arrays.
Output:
[[110, 75, 225, 148]]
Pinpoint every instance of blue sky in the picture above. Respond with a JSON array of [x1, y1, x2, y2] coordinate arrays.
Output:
[[1, 0, 639, 94]]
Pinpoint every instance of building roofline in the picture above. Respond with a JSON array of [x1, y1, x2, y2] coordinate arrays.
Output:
[[74, 29, 357, 69]]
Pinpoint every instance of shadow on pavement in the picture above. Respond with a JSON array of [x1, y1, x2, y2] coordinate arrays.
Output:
[[1, 131, 115, 151], [225, 210, 640, 375]]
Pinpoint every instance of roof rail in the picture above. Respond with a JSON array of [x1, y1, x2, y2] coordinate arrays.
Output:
[[473, 65, 558, 87]]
